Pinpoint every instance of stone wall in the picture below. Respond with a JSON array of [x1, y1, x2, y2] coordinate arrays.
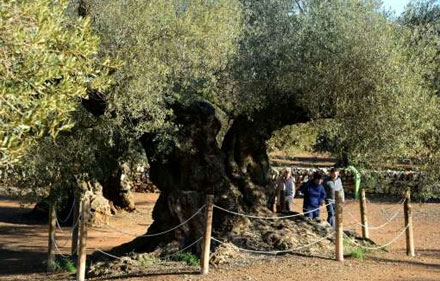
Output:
[[272, 167, 440, 200]]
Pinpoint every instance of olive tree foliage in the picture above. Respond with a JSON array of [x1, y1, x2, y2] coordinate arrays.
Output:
[[298, 0, 439, 166], [69, 0, 440, 167], [401, 0, 440, 95], [399, 1, 440, 179], [69, 0, 242, 137], [0, 0, 113, 166], [235, 0, 439, 166], [8, 107, 142, 203]]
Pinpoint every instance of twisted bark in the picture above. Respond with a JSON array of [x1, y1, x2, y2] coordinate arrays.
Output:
[[110, 98, 310, 255]]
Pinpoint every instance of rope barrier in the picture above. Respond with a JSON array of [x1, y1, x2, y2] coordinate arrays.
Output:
[[92, 237, 203, 262], [346, 209, 401, 230], [91, 205, 205, 238], [211, 231, 335, 255], [93, 248, 123, 260], [55, 216, 80, 233], [213, 203, 331, 220], [52, 237, 69, 258], [57, 199, 76, 224], [365, 198, 405, 218], [343, 225, 409, 250], [380, 199, 406, 220], [53, 219, 79, 248]]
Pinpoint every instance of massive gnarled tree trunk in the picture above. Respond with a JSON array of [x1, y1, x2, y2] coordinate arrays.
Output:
[[108, 99, 330, 257]]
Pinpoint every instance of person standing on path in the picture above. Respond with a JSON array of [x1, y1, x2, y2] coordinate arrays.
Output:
[[275, 168, 296, 213], [324, 168, 345, 227], [300, 172, 326, 219]]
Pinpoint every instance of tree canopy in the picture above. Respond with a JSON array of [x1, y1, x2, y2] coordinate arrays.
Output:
[[0, 0, 113, 166], [77, 0, 242, 137], [4, 0, 440, 198]]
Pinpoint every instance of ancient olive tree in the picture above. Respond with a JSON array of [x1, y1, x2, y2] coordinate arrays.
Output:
[[0, 0, 113, 166], [68, 0, 438, 255]]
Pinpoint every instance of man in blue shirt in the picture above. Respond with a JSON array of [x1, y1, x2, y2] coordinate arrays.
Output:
[[324, 168, 345, 227], [300, 172, 326, 219]]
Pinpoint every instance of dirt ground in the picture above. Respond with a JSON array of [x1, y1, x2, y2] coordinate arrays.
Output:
[[1, 192, 440, 281]]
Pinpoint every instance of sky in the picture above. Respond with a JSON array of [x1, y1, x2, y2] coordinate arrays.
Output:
[[382, 0, 411, 15]]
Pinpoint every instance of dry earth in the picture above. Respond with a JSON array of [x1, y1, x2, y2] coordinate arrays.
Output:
[[1, 192, 440, 281]]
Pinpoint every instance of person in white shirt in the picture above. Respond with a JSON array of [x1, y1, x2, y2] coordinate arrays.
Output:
[[275, 168, 296, 212]]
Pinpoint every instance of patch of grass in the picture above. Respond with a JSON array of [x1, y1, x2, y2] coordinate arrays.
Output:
[[169, 252, 200, 266], [349, 247, 367, 260], [343, 237, 368, 260], [52, 258, 76, 273]]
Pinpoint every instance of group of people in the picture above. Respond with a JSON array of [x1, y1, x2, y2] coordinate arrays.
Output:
[[274, 167, 345, 227]]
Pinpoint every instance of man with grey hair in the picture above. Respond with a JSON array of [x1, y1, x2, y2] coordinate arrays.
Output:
[[275, 167, 295, 212], [324, 167, 345, 227]]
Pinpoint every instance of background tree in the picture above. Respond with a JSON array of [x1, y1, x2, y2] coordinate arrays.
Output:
[[398, 0, 440, 184]]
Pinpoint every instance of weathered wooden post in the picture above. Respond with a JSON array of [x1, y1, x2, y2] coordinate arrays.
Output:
[[201, 194, 214, 275], [359, 187, 369, 239], [335, 190, 344, 262], [47, 202, 57, 272], [71, 198, 80, 258], [404, 188, 415, 257], [77, 197, 89, 281]]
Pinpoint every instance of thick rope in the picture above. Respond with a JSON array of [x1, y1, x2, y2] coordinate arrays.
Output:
[[346, 209, 401, 230], [57, 199, 76, 224], [54, 218, 80, 249], [52, 237, 69, 258], [364, 198, 405, 219], [93, 237, 203, 261], [343, 225, 409, 250], [211, 232, 335, 255], [213, 203, 331, 220], [91, 205, 205, 238], [93, 248, 123, 260], [55, 216, 80, 233]]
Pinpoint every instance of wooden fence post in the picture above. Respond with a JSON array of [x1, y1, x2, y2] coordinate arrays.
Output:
[[359, 187, 369, 239], [71, 198, 81, 258], [47, 202, 57, 272], [201, 194, 214, 275], [77, 197, 89, 281], [335, 190, 344, 262], [404, 188, 415, 257]]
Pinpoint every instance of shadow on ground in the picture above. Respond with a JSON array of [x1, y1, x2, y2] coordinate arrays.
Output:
[[0, 248, 47, 275], [369, 255, 440, 269], [90, 270, 200, 280]]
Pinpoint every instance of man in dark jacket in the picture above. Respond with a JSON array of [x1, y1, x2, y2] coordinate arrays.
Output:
[[300, 172, 326, 219], [324, 168, 345, 227]]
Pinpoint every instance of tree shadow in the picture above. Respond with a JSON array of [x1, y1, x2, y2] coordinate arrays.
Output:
[[0, 248, 47, 275], [0, 205, 46, 225], [292, 252, 334, 261], [368, 255, 440, 269], [414, 249, 440, 258], [90, 270, 200, 280]]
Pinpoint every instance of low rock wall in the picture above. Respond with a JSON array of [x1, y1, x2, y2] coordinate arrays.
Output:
[[272, 167, 440, 200]]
